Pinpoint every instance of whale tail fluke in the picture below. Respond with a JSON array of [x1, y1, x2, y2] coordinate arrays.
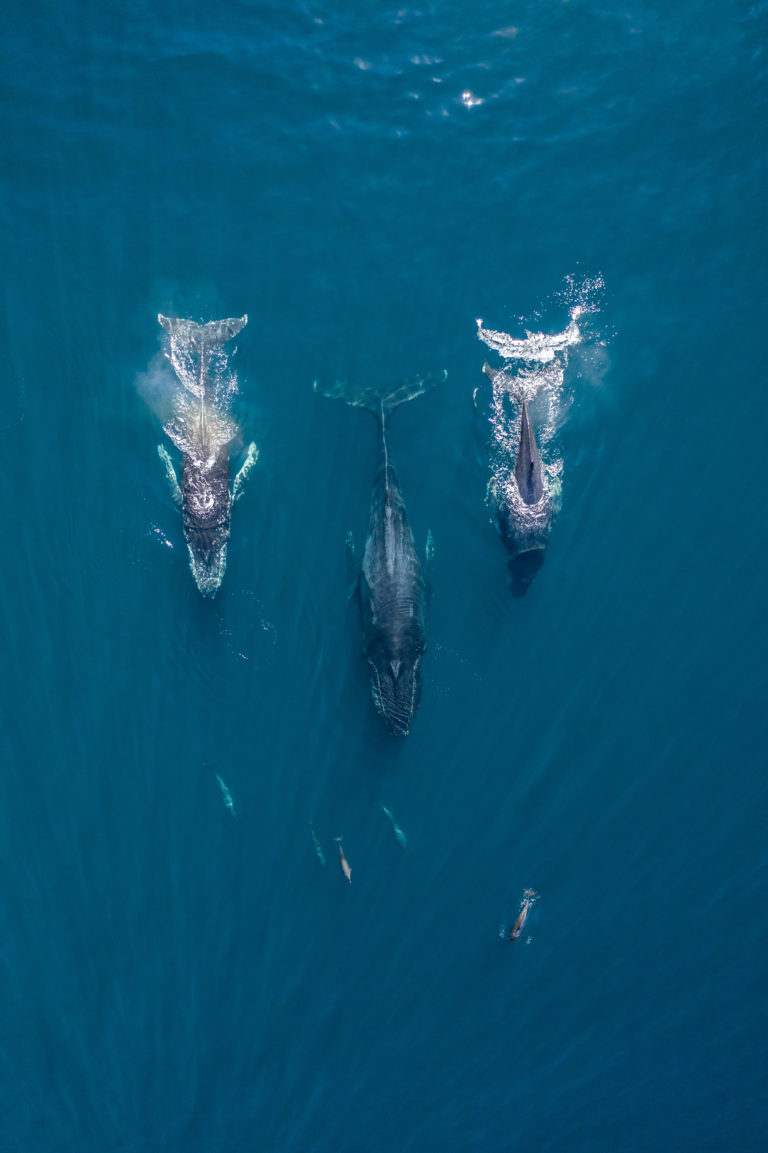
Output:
[[158, 314, 248, 347], [314, 371, 446, 426]]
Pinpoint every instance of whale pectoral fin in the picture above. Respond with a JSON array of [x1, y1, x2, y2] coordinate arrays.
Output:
[[157, 444, 182, 506], [345, 531, 359, 601], [232, 442, 259, 502]]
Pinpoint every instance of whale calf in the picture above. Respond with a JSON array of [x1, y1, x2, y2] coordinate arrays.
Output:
[[316, 375, 442, 736], [335, 837, 352, 883], [381, 804, 407, 850], [215, 772, 237, 817], [483, 363, 553, 596], [156, 314, 257, 597]]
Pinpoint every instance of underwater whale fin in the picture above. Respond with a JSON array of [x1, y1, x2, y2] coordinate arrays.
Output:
[[157, 444, 182, 506], [158, 314, 248, 347], [345, 531, 358, 601], [232, 442, 259, 502], [314, 371, 446, 425]]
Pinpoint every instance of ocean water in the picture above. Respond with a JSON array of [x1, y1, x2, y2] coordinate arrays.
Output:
[[1, 1, 766, 1150]]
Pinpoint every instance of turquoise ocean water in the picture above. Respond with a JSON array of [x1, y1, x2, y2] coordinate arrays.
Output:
[[1, 2, 766, 1149]]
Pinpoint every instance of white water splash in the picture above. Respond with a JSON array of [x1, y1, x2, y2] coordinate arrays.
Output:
[[164, 324, 240, 406], [460, 90, 484, 108], [161, 325, 240, 465], [478, 277, 604, 517], [148, 524, 174, 550], [477, 309, 582, 365], [163, 390, 238, 464], [138, 324, 245, 486]]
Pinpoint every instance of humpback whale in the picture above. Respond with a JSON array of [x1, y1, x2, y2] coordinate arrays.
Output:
[[482, 363, 554, 596], [156, 314, 258, 597], [316, 375, 442, 736]]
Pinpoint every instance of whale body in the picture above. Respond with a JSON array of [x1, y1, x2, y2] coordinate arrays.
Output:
[[361, 404, 427, 735], [157, 314, 257, 597], [317, 375, 441, 735]]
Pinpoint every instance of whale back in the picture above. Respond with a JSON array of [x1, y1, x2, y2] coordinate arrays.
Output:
[[514, 398, 545, 506]]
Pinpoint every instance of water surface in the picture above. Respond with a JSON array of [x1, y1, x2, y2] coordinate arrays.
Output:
[[1, 2, 766, 1149]]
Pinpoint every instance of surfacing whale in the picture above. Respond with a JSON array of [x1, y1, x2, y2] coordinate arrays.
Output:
[[316, 374, 443, 736], [477, 309, 587, 595], [157, 313, 257, 597], [483, 363, 553, 596]]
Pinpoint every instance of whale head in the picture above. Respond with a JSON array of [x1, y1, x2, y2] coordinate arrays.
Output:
[[368, 654, 422, 737], [496, 483, 552, 597], [507, 547, 546, 598]]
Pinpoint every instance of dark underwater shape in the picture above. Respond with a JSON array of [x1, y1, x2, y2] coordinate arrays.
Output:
[[157, 313, 257, 597], [483, 363, 553, 596], [316, 374, 444, 736]]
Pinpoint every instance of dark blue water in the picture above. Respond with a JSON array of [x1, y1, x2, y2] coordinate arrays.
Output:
[[2, 2, 766, 1149]]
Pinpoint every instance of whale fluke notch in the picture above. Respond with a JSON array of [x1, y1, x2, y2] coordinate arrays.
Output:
[[158, 314, 247, 346]]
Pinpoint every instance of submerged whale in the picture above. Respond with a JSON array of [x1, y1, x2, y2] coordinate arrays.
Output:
[[157, 314, 257, 597], [483, 363, 553, 596], [317, 375, 442, 736]]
